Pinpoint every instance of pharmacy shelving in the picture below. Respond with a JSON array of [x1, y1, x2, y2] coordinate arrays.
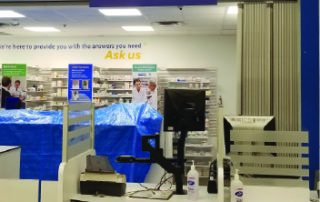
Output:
[[26, 99, 48, 102], [25, 66, 51, 110], [27, 91, 48, 93], [50, 68, 68, 110], [92, 66, 112, 107], [52, 86, 68, 88], [107, 89, 132, 91], [107, 80, 132, 82], [97, 68, 133, 106]]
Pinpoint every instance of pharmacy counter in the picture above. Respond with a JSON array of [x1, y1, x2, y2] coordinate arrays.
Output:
[[70, 183, 310, 202]]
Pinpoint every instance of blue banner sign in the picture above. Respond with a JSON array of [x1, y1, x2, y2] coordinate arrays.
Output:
[[68, 64, 93, 103], [90, 0, 217, 7]]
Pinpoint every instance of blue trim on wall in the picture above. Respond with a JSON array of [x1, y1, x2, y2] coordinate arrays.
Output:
[[300, 0, 320, 189]]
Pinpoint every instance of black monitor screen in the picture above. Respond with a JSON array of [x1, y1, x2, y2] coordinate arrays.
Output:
[[164, 89, 206, 132]]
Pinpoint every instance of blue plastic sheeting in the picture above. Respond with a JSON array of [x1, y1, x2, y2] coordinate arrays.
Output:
[[0, 103, 162, 182]]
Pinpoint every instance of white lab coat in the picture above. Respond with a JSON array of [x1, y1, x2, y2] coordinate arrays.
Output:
[[147, 90, 157, 109], [10, 87, 24, 97], [132, 87, 146, 103]]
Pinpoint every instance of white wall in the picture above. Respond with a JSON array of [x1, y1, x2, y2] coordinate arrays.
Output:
[[0, 35, 237, 114]]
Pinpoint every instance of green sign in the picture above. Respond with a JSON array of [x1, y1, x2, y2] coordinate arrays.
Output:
[[133, 64, 157, 72], [2, 64, 26, 76]]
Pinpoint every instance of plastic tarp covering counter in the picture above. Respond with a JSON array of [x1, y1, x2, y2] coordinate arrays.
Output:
[[0, 103, 162, 182]]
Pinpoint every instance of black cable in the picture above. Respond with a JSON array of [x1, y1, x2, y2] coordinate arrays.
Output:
[[127, 170, 174, 196], [157, 175, 173, 190], [155, 172, 168, 190]]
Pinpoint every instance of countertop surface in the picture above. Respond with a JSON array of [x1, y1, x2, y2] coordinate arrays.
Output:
[[0, 146, 20, 154], [70, 183, 310, 202]]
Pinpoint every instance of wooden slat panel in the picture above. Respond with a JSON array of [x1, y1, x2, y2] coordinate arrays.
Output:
[[235, 166, 309, 176], [230, 155, 309, 165], [240, 177, 309, 187], [67, 138, 90, 160], [230, 130, 308, 142], [230, 145, 308, 154], [68, 126, 90, 139], [69, 103, 92, 111]]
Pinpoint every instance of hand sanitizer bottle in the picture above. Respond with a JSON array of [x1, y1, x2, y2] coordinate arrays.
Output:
[[231, 169, 244, 202], [187, 160, 199, 200]]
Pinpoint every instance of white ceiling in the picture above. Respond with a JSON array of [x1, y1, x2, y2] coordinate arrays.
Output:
[[0, 3, 237, 36]]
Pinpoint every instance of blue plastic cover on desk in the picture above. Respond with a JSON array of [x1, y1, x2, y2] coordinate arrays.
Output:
[[0, 103, 162, 182]]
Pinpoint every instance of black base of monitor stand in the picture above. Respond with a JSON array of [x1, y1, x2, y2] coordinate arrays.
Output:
[[116, 131, 188, 195]]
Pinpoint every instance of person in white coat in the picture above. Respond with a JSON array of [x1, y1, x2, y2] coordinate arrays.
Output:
[[132, 79, 146, 103], [10, 80, 25, 100], [146, 79, 157, 109]]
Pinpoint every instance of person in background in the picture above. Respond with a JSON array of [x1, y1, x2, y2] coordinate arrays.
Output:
[[147, 79, 157, 109], [82, 80, 88, 89], [72, 91, 79, 100], [132, 78, 146, 103], [72, 80, 80, 89], [10, 80, 25, 100], [1, 76, 12, 107]]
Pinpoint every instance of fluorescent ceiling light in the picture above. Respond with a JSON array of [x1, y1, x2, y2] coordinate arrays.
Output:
[[24, 27, 60, 32], [227, 6, 238, 15], [0, 10, 25, 18], [99, 8, 142, 16], [122, 26, 154, 32]]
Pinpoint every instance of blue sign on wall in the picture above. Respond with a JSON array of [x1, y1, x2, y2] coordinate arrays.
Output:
[[68, 64, 93, 103], [90, 0, 217, 7]]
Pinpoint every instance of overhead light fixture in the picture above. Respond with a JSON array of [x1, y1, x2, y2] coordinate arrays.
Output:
[[99, 8, 142, 16], [0, 10, 25, 18], [227, 6, 238, 15], [24, 27, 60, 32], [122, 26, 154, 32]]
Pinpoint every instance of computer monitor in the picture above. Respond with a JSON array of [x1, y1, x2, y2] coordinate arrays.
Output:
[[164, 89, 206, 132], [224, 116, 275, 154]]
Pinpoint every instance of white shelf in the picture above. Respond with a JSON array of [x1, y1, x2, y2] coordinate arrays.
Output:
[[107, 80, 132, 82], [26, 79, 45, 82], [26, 99, 48, 102], [107, 89, 132, 91], [185, 144, 213, 148], [93, 87, 108, 89], [51, 77, 68, 80], [93, 95, 132, 98], [52, 86, 68, 88], [27, 91, 48, 93], [52, 96, 67, 98]]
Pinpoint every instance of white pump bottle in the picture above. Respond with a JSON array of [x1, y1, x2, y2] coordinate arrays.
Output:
[[187, 160, 199, 200], [231, 169, 244, 202]]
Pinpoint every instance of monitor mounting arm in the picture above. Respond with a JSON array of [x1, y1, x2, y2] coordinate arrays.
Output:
[[117, 134, 186, 195]]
